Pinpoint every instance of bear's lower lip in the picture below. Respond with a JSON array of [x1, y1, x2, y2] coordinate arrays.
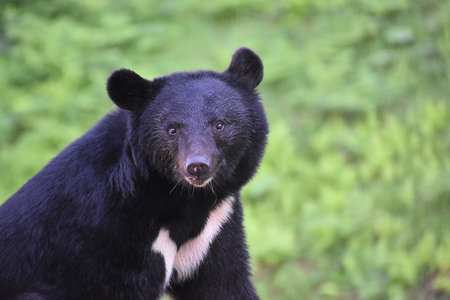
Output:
[[185, 177, 212, 188]]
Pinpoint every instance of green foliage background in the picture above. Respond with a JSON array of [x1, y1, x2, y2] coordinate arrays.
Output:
[[1, 0, 449, 299]]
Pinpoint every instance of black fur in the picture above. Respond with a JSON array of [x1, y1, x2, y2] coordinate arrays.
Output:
[[0, 47, 268, 300]]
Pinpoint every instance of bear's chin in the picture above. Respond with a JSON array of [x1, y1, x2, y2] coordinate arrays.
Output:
[[185, 176, 213, 188]]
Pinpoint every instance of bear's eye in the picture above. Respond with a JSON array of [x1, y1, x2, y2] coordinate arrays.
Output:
[[168, 125, 178, 135], [215, 121, 225, 131]]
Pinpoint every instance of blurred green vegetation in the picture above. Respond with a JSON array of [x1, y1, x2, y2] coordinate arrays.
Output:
[[1, 0, 450, 299]]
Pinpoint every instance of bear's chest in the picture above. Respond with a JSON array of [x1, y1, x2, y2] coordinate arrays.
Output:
[[151, 196, 235, 285]]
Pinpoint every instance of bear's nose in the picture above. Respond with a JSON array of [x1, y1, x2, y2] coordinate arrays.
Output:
[[186, 155, 211, 177]]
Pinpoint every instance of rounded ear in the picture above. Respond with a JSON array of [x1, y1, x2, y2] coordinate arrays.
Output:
[[224, 47, 264, 91], [106, 68, 152, 111]]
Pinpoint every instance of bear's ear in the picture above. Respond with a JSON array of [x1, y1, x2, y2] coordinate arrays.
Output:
[[224, 47, 264, 91], [106, 68, 153, 111]]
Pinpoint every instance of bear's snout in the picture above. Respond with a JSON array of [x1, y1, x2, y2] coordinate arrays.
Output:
[[186, 155, 211, 177]]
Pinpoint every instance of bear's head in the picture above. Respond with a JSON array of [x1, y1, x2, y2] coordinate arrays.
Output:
[[106, 48, 268, 193]]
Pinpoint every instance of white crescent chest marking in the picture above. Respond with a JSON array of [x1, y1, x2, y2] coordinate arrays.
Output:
[[151, 196, 235, 285], [151, 228, 177, 285]]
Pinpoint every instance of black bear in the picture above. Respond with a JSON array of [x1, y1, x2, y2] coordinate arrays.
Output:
[[0, 47, 268, 300]]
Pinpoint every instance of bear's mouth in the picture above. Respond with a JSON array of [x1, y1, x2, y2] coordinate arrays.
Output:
[[185, 176, 213, 188]]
